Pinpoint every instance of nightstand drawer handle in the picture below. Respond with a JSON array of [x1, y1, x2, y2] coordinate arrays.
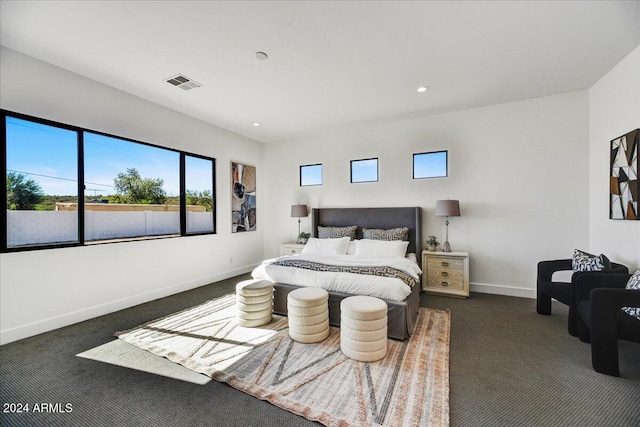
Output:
[[441, 262, 449, 267], [441, 281, 449, 286], [442, 272, 449, 277]]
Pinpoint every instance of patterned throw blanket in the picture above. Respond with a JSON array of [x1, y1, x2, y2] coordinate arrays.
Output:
[[271, 259, 418, 289]]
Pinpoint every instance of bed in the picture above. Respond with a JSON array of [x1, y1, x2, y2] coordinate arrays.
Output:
[[254, 207, 422, 340]]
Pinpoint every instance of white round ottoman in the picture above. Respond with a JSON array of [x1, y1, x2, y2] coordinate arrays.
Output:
[[340, 296, 388, 362], [287, 287, 330, 343], [235, 279, 273, 327]]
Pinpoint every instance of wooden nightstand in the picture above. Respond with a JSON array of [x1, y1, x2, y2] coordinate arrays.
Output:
[[280, 242, 305, 256], [422, 251, 470, 298]]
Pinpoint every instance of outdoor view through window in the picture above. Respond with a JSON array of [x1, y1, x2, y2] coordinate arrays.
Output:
[[4, 115, 215, 249]]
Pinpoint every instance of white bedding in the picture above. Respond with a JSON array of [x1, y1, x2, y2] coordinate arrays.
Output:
[[251, 253, 421, 302]]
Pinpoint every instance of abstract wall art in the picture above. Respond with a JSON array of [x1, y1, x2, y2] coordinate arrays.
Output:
[[231, 161, 256, 232], [610, 129, 639, 220]]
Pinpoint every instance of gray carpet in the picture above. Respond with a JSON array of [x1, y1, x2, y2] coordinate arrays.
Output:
[[1, 274, 638, 427]]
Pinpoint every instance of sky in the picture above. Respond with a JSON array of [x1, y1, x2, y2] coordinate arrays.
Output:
[[413, 151, 447, 178], [6, 116, 213, 197], [350, 158, 379, 183], [300, 164, 322, 186]]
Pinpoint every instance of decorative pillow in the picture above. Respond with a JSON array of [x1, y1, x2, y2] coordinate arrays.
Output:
[[353, 239, 409, 258], [362, 227, 409, 241], [622, 270, 640, 321], [317, 225, 357, 240], [301, 237, 350, 256], [571, 249, 610, 272], [626, 270, 640, 290]]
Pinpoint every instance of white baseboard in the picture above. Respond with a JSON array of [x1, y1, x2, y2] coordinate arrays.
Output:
[[2, 271, 535, 345], [470, 282, 536, 299], [0, 264, 257, 346]]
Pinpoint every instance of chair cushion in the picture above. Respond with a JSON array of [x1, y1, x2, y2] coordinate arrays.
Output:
[[572, 249, 610, 272], [622, 270, 640, 320], [551, 270, 573, 283]]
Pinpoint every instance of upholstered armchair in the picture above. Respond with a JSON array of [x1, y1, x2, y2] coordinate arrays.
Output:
[[574, 273, 640, 376], [536, 259, 628, 336]]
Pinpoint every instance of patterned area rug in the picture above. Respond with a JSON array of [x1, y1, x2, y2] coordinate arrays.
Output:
[[116, 294, 450, 427]]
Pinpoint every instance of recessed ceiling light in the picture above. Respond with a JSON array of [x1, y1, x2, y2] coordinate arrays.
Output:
[[252, 122, 261, 127], [417, 86, 429, 93], [256, 52, 268, 61]]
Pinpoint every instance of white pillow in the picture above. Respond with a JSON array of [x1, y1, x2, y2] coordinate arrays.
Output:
[[301, 237, 350, 256], [353, 239, 409, 258], [346, 241, 356, 255]]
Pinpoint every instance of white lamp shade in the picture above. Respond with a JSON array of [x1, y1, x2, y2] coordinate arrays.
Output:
[[435, 200, 460, 217], [291, 204, 309, 218]]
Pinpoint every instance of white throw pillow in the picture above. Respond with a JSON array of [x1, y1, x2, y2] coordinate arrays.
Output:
[[353, 239, 409, 258], [346, 241, 357, 255], [301, 237, 350, 256]]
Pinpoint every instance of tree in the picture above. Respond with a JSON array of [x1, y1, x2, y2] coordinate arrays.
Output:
[[186, 189, 213, 212], [111, 168, 166, 204], [6, 172, 44, 210]]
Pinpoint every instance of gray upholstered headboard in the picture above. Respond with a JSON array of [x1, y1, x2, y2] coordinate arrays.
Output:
[[311, 207, 422, 256]]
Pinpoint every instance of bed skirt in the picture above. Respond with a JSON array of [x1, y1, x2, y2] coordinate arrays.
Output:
[[272, 282, 421, 340]]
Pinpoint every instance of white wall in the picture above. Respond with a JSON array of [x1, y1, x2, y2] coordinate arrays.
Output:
[[263, 92, 590, 297], [0, 47, 264, 344], [589, 46, 640, 271]]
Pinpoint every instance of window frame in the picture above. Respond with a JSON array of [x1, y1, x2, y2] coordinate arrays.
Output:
[[2, 109, 216, 253], [183, 153, 217, 236], [350, 157, 379, 183], [299, 163, 323, 187], [412, 150, 448, 179]]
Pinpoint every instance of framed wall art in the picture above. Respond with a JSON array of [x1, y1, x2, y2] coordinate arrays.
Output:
[[231, 161, 256, 232], [610, 129, 638, 220]]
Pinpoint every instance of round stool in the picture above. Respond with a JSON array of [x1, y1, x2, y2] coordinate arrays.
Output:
[[287, 287, 330, 343], [340, 296, 388, 362], [235, 279, 273, 327]]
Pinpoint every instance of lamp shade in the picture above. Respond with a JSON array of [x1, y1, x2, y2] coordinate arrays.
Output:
[[435, 200, 460, 217], [291, 204, 309, 218]]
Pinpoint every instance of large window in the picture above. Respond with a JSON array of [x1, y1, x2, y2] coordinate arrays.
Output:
[[83, 132, 180, 242], [5, 117, 80, 247], [2, 110, 216, 251]]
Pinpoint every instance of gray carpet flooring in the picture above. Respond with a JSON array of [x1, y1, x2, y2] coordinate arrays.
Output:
[[1, 274, 638, 427]]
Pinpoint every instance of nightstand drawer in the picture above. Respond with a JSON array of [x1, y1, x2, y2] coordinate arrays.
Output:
[[426, 278, 464, 291], [428, 269, 464, 282], [280, 242, 306, 256], [427, 257, 464, 270], [282, 246, 303, 255]]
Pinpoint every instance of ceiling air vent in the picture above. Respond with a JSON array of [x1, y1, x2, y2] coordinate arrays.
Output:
[[165, 74, 202, 91]]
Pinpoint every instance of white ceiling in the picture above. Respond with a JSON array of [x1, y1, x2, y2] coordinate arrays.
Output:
[[1, 1, 639, 143]]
